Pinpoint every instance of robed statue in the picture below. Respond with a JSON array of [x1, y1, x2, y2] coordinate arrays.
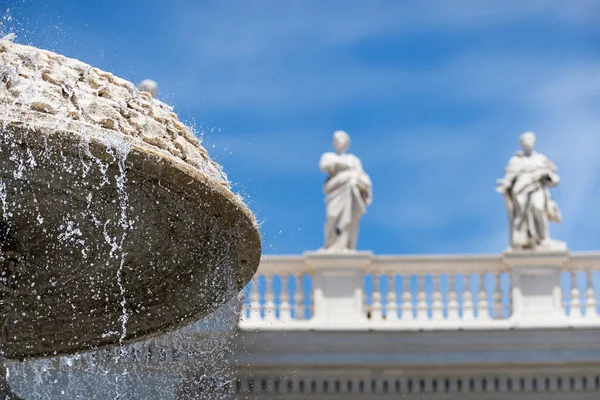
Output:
[[496, 131, 566, 251], [319, 130, 372, 252]]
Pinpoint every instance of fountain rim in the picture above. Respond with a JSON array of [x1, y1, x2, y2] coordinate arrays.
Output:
[[1, 109, 261, 360], [2, 107, 256, 224]]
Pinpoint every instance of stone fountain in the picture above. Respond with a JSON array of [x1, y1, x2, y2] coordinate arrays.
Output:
[[0, 39, 260, 398]]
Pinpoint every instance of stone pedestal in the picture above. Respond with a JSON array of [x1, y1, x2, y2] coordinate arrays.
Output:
[[305, 251, 371, 328], [504, 251, 570, 328]]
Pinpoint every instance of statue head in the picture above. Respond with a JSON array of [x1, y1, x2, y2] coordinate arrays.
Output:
[[519, 131, 536, 153], [138, 79, 158, 97], [332, 130, 350, 154]]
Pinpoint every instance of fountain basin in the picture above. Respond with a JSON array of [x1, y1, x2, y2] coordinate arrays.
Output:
[[0, 41, 260, 359]]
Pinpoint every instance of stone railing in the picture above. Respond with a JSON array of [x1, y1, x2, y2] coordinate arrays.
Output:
[[239, 251, 600, 330]]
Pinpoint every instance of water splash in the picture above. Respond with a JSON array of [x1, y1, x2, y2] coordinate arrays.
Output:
[[7, 295, 242, 399]]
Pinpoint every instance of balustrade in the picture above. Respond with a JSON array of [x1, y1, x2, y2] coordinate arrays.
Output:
[[240, 256, 313, 327], [562, 254, 600, 326], [363, 256, 510, 329], [239, 251, 600, 331]]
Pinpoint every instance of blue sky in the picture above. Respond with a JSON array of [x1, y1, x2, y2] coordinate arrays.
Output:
[[2, 1, 600, 255]]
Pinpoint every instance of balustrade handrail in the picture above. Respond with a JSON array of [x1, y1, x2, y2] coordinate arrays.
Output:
[[366, 254, 505, 274], [253, 252, 600, 275], [254, 255, 310, 276], [256, 253, 507, 276], [563, 252, 600, 271], [242, 251, 600, 331]]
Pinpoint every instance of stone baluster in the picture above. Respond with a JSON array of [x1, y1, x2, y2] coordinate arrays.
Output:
[[484, 376, 495, 392], [409, 378, 420, 394], [397, 377, 408, 393], [478, 272, 490, 320], [401, 275, 414, 321], [363, 288, 372, 318], [337, 378, 349, 394], [263, 274, 277, 321], [447, 273, 460, 320], [462, 273, 475, 320], [447, 377, 459, 393], [416, 275, 428, 320], [584, 374, 596, 391], [248, 277, 262, 321], [493, 272, 503, 319], [265, 377, 276, 393], [279, 274, 292, 321], [237, 377, 249, 394], [585, 270, 597, 319], [294, 273, 305, 320], [386, 273, 398, 321], [547, 376, 558, 391], [562, 279, 569, 315], [497, 377, 508, 392], [290, 377, 300, 393], [472, 376, 483, 393], [537, 376, 547, 392], [349, 377, 360, 394], [371, 274, 383, 321], [423, 377, 433, 393], [570, 271, 583, 319], [522, 377, 533, 392], [431, 274, 444, 320], [363, 284, 373, 319], [510, 376, 521, 392], [374, 378, 384, 393], [573, 376, 584, 391]]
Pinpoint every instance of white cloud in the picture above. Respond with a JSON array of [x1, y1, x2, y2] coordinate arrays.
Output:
[[169, 0, 599, 60], [159, 0, 599, 111]]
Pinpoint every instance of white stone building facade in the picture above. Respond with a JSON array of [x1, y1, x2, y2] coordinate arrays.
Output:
[[233, 251, 600, 399]]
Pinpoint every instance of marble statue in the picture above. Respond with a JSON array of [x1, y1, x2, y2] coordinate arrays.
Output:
[[496, 131, 566, 251], [319, 130, 372, 252]]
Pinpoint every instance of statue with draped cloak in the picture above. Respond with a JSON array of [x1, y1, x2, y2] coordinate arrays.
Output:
[[496, 131, 566, 251], [319, 130, 372, 252]]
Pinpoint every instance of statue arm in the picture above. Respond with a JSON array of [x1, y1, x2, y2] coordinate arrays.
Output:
[[496, 155, 521, 193], [545, 158, 558, 171], [536, 155, 560, 186], [542, 167, 560, 187], [319, 152, 338, 174], [497, 172, 515, 186]]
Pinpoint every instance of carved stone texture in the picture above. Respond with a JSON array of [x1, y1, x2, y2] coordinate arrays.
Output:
[[496, 131, 566, 251], [0, 39, 261, 359], [0, 40, 224, 183]]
